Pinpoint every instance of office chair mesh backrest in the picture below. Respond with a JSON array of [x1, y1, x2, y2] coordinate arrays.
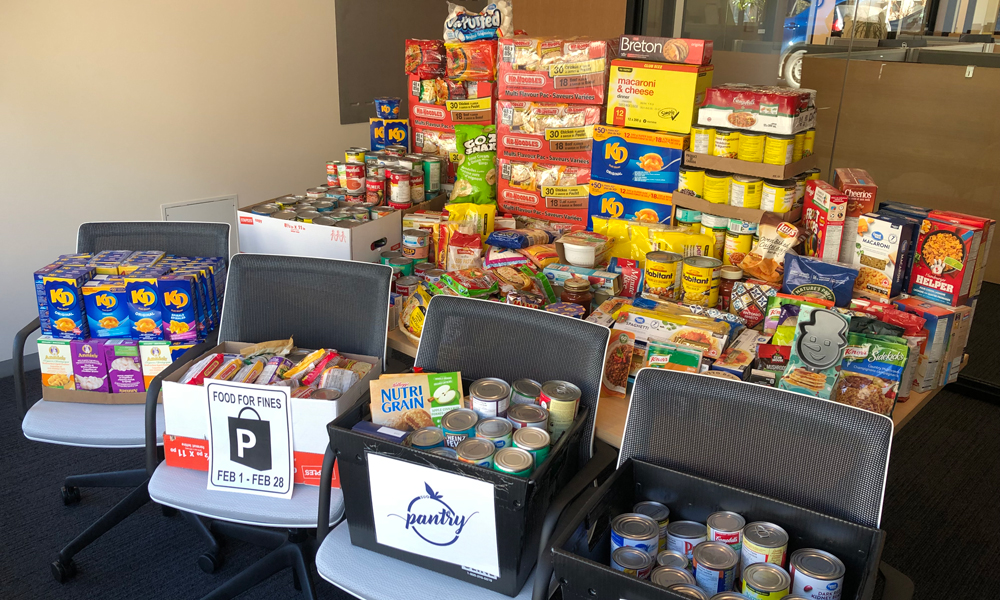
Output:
[[77, 221, 230, 259], [415, 295, 610, 463], [621, 369, 893, 529], [218, 254, 392, 362]]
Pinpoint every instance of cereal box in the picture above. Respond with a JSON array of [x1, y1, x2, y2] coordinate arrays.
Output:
[[588, 180, 673, 225], [607, 60, 714, 134], [496, 100, 601, 166], [82, 279, 132, 338], [498, 158, 591, 226], [591, 125, 688, 193], [71, 338, 109, 393], [908, 216, 979, 306], [802, 180, 847, 262], [105, 339, 145, 393], [38, 336, 74, 389], [834, 168, 878, 264], [849, 213, 914, 302], [497, 37, 610, 105], [369, 372, 463, 429], [616, 35, 713, 65]]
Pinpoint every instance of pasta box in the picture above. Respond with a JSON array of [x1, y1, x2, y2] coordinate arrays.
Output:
[[590, 125, 688, 193], [802, 180, 847, 262], [908, 215, 981, 306], [497, 158, 590, 227], [850, 213, 913, 302], [588, 180, 673, 226], [869, 208, 921, 296], [496, 100, 601, 166], [616, 35, 713, 65], [497, 36, 610, 105], [606, 60, 714, 134], [711, 329, 770, 379]]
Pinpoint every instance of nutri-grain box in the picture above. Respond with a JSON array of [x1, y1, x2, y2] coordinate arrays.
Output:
[[497, 37, 609, 105], [850, 212, 914, 302], [70, 338, 108, 393], [834, 168, 878, 264], [802, 180, 847, 262], [908, 214, 982, 306]]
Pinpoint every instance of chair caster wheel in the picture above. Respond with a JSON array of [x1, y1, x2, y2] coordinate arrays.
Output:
[[198, 552, 220, 574], [161, 505, 177, 517], [61, 486, 81, 505], [52, 559, 76, 583]]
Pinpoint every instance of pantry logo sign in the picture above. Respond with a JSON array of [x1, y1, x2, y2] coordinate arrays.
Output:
[[369, 454, 499, 578]]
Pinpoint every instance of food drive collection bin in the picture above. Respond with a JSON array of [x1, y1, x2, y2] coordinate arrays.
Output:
[[327, 403, 591, 596]]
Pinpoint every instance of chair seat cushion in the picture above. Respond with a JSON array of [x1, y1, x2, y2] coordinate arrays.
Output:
[[149, 463, 343, 528], [22, 399, 164, 448], [316, 521, 536, 600]]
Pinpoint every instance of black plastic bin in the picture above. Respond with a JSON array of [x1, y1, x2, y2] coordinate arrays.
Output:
[[328, 404, 591, 597], [552, 459, 884, 600]]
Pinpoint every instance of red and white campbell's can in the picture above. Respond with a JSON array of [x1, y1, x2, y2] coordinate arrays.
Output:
[[343, 162, 366, 194]]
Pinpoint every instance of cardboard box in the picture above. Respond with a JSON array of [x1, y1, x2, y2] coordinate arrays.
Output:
[[43, 339, 151, 405], [711, 329, 770, 379], [497, 36, 610, 105], [802, 180, 847, 262], [908, 214, 981, 306], [670, 191, 801, 226], [894, 297, 955, 393], [607, 60, 714, 134], [498, 159, 590, 227], [588, 180, 673, 225], [683, 152, 817, 182], [161, 342, 381, 486], [496, 100, 601, 166], [38, 336, 74, 390], [931, 211, 995, 299], [591, 125, 688, 193], [850, 213, 913, 302], [833, 168, 878, 264], [615, 35, 713, 65], [698, 87, 816, 135]]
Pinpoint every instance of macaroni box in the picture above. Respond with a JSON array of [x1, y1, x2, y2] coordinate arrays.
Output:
[[70, 338, 109, 393], [589, 180, 673, 226], [43, 269, 95, 340], [370, 118, 386, 150], [104, 339, 145, 394], [496, 100, 601, 166], [616, 35, 713, 65], [802, 180, 847, 262], [834, 168, 878, 264], [871, 208, 922, 295], [124, 274, 166, 340], [591, 125, 688, 192], [38, 336, 74, 389], [909, 215, 981, 306], [497, 36, 610, 105], [82, 279, 132, 338], [851, 213, 914, 302], [606, 59, 714, 134], [498, 158, 591, 226], [139, 340, 173, 388]]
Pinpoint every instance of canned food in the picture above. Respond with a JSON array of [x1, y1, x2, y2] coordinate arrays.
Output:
[[423, 268, 446, 283], [763, 133, 794, 166], [470, 377, 511, 418], [334, 219, 364, 229], [295, 210, 321, 223], [612, 546, 655, 579], [380, 250, 402, 264], [326, 160, 339, 178], [793, 131, 805, 162], [455, 437, 496, 468], [506, 403, 548, 430], [394, 275, 420, 299], [664, 583, 709, 599], [703, 171, 731, 205], [681, 256, 722, 307], [316, 200, 339, 213], [347, 146, 369, 162], [409, 169, 425, 203], [803, 128, 815, 157], [804, 167, 821, 181], [761, 179, 796, 213], [692, 541, 738, 595], [408, 427, 445, 449], [730, 176, 762, 209], [345, 206, 370, 222], [512, 426, 549, 466], [370, 206, 394, 219], [794, 175, 807, 203], [401, 228, 431, 261], [644, 250, 683, 301], [275, 195, 298, 208], [332, 161, 346, 187], [343, 162, 366, 193], [366, 164, 380, 179], [388, 256, 413, 276], [713, 128, 739, 159], [384, 144, 407, 156], [510, 378, 541, 405], [737, 131, 764, 163], [707, 511, 745, 553], [666, 521, 708, 562], [476, 417, 513, 449], [724, 219, 756, 267], [426, 446, 458, 459], [651, 567, 697, 588], [634, 501, 670, 551], [690, 126, 716, 155], [539, 380, 580, 443], [612, 513, 660, 557], [709, 593, 747, 600], [423, 156, 443, 197], [441, 408, 479, 448], [700, 213, 728, 261], [326, 187, 347, 202], [251, 204, 279, 216], [412, 262, 434, 277], [789, 548, 845, 600], [272, 210, 297, 221], [493, 447, 534, 476], [742, 563, 791, 600], [742, 522, 789, 571], [388, 169, 411, 206], [306, 187, 326, 199], [313, 216, 338, 227], [401, 154, 424, 170], [676, 207, 703, 234], [656, 549, 689, 570], [678, 166, 705, 198], [366, 176, 386, 206]]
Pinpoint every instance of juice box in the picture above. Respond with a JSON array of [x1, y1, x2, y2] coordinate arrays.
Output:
[[802, 180, 847, 262], [124, 275, 165, 340], [588, 180, 674, 225], [158, 273, 199, 341], [104, 339, 145, 393], [43, 269, 95, 340], [606, 59, 714, 134], [38, 336, 74, 389], [82, 279, 132, 338], [139, 340, 173, 388], [591, 124, 688, 193], [70, 338, 108, 392], [369, 372, 464, 429]]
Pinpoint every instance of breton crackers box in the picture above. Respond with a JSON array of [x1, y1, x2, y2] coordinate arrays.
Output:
[[38, 336, 74, 389], [607, 60, 714, 134], [616, 35, 713, 65], [369, 372, 463, 430], [591, 125, 688, 193]]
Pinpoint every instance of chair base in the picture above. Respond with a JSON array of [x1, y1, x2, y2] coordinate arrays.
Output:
[[202, 522, 316, 600]]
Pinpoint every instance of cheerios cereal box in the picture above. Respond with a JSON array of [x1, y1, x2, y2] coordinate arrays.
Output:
[[369, 372, 463, 430], [38, 336, 74, 389]]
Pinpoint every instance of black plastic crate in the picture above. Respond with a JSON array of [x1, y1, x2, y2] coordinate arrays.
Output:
[[552, 459, 884, 600], [328, 404, 590, 597]]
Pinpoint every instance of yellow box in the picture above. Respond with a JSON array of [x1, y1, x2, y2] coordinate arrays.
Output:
[[606, 59, 714, 134]]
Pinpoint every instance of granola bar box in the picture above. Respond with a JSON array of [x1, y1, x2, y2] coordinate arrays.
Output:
[[369, 372, 463, 429], [908, 214, 981, 306]]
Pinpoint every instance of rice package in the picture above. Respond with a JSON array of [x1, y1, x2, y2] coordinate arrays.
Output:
[[835, 333, 908, 416], [451, 124, 497, 204], [782, 254, 859, 307], [779, 305, 851, 399]]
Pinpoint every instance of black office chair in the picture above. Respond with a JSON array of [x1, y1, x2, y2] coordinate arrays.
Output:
[[144, 253, 392, 600], [314, 295, 618, 600], [11, 221, 229, 582]]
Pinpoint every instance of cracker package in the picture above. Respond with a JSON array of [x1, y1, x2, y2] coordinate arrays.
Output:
[[370, 372, 464, 429], [739, 214, 800, 284], [450, 124, 497, 204], [779, 305, 851, 399], [835, 333, 908, 416]]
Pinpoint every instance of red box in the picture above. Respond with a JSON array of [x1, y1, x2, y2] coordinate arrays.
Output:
[[497, 36, 609, 105], [407, 74, 494, 128], [928, 210, 994, 299], [496, 100, 601, 167], [802, 180, 848, 262], [615, 35, 713, 65], [909, 213, 983, 306], [497, 158, 591, 227]]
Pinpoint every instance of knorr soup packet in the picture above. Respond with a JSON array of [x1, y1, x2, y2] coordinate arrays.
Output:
[[451, 124, 497, 204], [370, 372, 463, 429], [834, 333, 908, 416]]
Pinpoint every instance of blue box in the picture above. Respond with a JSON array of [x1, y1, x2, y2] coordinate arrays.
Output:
[[588, 180, 674, 226], [370, 118, 385, 150], [590, 124, 688, 193]]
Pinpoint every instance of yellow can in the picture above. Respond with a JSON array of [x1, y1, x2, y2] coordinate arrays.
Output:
[[713, 128, 740, 159], [763, 134, 794, 166], [730, 176, 762, 209], [803, 128, 815, 157], [724, 219, 757, 266], [701, 213, 728, 261], [682, 256, 722, 307], [792, 132, 805, 162], [690, 126, 716, 155], [761, 179, 797, 213], [643, 251, 683, 301], [793, 174, 808, 202], [703, 171, 731, 204], [678, 166, 705, 198], [675, 207, 703, 235], [805, 167, 821, 181], [737, 131, 765, 163]]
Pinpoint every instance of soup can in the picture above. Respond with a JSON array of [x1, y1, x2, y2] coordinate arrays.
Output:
[[650, 567, 696, 588], [730, 176, 762, 209], [312, 216, 337, 227], [675, 207, 703, 234], [707, 511, 745, 554], [326, 160, 339, 178], [761, 179, 797, 213], [789, 548, 845, 600], [493, 447, 534, 476], [326, 187, 347, 202], [804, 167, 821, 181], [251, 203, 279, 216], [456, 437, 496, 468], [423, 156, 443, 197], [384, 144, 407, 156], [476, 417, 513, 449], [742, 563, 791, 600], [370, 206, 394, 219], [512, 426, 549, 466], [737, 131, 765, 163], [656, 550, 689, 571], [470, 377, 511, 419], [666, 521, 708, 563], [394, 275, 420, 299], [793, 131, 806, 162], [803, 128, 816, 157], [345, 147, 368, 164], [539, 380, 581, 443], [423, 268, 446, 283], [690, 126, 716, 155], [667, 583, 710, 599], [678, 166, 705, 198], [311, 200, 335, 213], [742, 522, 789, 571], [380, 250, 402, 264], [700, 213, 728, 260], [345, 206, 370, 222], [401, 228, 431, 261], [703, 171, 731, 204], [613, 546, 655, 579], [409, 169, 425, 203], [612, 513, 660, 557], [272, 209, 297, 221], [692, 541, 738, 595], [510, 378, 541, 405], [634, 501, 670, 551], [643, 250, 683, 301], [366, 176, 386, 206], [399, 154, 424, 171], [713, 128, 739, 159], [412, 262, 434, 278], [408, 427, 445, 450], [724, 219, 757, 266], [388, 168, 411, 206], [305, 187, 326, 199], [681, 256, 722, 307], [441, 408, 479, 448], [764, 134, 795, 165], [426, 446, 457, 459], [388, 256, 413, 276], [295, 210, 321, 223], [343, 162, 366, 193], [506, 403, 548, 430]]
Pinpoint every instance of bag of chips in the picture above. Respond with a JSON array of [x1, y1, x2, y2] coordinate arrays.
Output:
[[740, 214, 801, 284], [446, 40, 498, 81], [782, 254, 859, 308], [450, 124, 497, 204], [444, 1, 512, 42]]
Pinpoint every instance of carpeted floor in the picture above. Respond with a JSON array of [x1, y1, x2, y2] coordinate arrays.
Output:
[[957, 281, 1000, 394]]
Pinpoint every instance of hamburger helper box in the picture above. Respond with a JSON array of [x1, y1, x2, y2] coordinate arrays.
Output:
[[590, 124, 688, 193], [496, 100, 602, 166], [497, 158, 591, 227], [929, 211, 994, 300], [616, 35, 713, 65], [161, 342, 381, 486], [497, 36, 610, 105], [606, 60, 714, 135], [908, 213, 983, 306], [801, 180, 847, 262], [834, 168, 878, 264]]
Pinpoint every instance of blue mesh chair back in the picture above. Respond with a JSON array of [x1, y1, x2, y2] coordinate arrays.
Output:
[[414, 295, 610, 463], [218, 254, 392, 362], [77, 221, 230, 258], [622, 369, 893, 529]]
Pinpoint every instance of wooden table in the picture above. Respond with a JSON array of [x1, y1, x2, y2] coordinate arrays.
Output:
[[387, 328, 419, 358]]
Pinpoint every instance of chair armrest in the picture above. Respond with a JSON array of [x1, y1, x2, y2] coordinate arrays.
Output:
[[316, 445, 337, 543], [11, 317, 41, 420], [531, 440, 618, 600], [145, 332, 219, 475], [878, 562, 914, 600]]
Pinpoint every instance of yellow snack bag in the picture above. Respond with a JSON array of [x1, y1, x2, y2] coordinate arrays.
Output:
[[283, 349, 327, 380], [446, 202, 496, 241], [628, 223, 657, 263], [650, 227, 714, 257]]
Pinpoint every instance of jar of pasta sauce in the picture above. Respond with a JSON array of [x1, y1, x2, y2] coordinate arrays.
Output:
[[718, 266, 743, 312]]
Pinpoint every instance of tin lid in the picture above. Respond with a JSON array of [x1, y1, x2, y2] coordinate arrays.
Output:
[[409, 427, 445, 447], [476, 417, 512, 439], [767, 133, 795, 140], [309, 388, 342, 400], [705, 170, 730, 179], [743, 562, 791, 591], [700, 212, 729, 228], [423, 155, 443, 163], [423, 268, 446, 278], [765, 178, 798, 189], [678, 165, 702, 174], [666, 584, 708, 600], [507, 403, 548, 423], [368, 175, 386, 183], [456, 437, 496, 461], [634, 501, 670, 523], [403, 228, 431, 239], [655, 550, 688, 569], [541, 380, 581, 403], [719, 266, 744, 280], [692, 541, 738, 570], [296, 211, 321, 221], [741, 130, 765, 138], [470, 378, 511, 402], [395, 276, 420, 287], [707, 594, 746, 600], [649, 567, 695, 588], [613, 546, 654, 570], [441, 408, 478, 432], [512, 378, 541, 399], [512, 426, 549, 450], [683, 256, 722, 269], [334, 219, 363, 228], [743, 522, 788, 549], [707, 510, 746, 532], [613, 513, 659, 540], [790, 548, 846, 580], [675, 207, 702, 222], [380, 250, 402, 259], [313, 216, 338, 227], [646, 251, 683, 264], [732, 174, 762, 183], [666, 520, 706, 540], [350, 146, 370, 152], [306, 187, 326, 194], [427, 446, 458, 459], [326, 187, 347, 195], [413, 262, 434, 272], [389, 168, 411, 176], [388, 257, 413, 267], [562, 277, 591, 292], [494, 447, 534, 472]]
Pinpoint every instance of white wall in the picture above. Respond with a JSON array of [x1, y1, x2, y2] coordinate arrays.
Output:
[[0, 0, 369, 363]]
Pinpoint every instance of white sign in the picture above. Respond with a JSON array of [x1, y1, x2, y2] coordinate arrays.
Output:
[[368, 453, 500, 580], [206, 380, 293, 498]]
